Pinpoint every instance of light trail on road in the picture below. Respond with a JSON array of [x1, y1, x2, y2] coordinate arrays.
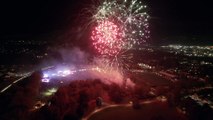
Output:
[[0, 72, 31, 93]]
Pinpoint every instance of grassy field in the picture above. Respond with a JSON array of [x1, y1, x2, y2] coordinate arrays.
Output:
[[88, 101, 187, 120], [134, 72, 172, 86]]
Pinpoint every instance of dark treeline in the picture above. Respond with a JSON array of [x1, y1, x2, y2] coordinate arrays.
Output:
[[32, 79, 134, 120]]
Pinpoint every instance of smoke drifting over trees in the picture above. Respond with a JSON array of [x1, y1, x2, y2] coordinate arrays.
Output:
[[58, 47, 90, 64]]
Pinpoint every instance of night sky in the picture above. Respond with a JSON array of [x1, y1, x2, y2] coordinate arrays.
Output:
[[0, 0, 213, 44]]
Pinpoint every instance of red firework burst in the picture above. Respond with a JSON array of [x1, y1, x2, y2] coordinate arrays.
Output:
[[91, 20, 124, 56]]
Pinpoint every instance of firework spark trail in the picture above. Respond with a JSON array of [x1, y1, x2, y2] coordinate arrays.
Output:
[[89, 0, 149, 71]]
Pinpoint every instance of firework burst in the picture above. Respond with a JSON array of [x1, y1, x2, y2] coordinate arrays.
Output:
[[89, 0, 149, 70], [91, 20, 125, 56]]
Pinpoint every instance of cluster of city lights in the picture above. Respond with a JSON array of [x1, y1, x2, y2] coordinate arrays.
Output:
[[188, 94, 213, 109], [162, 45, 213, 57]]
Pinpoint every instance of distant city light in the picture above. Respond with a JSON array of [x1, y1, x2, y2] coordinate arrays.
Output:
[[161, 45, 213, 57]]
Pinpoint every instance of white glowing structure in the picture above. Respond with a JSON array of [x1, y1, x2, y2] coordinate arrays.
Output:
[[42, 68, 74, 82]]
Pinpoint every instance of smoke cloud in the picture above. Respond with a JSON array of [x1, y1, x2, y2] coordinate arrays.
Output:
[[41, 47, 135, 87]]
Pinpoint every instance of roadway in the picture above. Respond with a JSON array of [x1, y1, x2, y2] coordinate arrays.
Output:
[[0, 72, 32, 93], [82, 97, 166, 120]]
